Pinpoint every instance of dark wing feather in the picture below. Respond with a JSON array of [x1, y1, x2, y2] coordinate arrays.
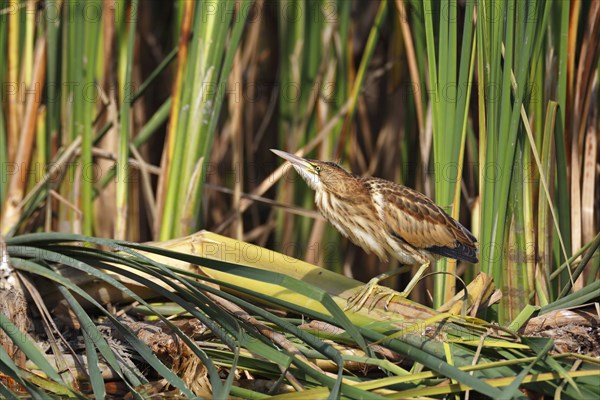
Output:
[[427, 242, 478, 263]]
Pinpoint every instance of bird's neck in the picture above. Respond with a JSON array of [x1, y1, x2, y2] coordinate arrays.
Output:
[[314, 189, 347, 232]]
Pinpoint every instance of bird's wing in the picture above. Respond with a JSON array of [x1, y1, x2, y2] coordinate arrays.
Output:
[[365, 178, 478, 262]]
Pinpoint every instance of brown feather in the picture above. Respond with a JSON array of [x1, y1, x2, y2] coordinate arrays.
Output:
[[363, 177, 478, 263]]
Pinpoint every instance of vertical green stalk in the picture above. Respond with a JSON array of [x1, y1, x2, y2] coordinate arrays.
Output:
[[554, 0, 572, 275], [503, 137, 529, 322], [81, 0, 102, 236], [424, 0, 476, 305], [54, 0, 84, 231], [439, 0, 452, 198], [495, 0, 536, 295], [70, 1, 83, 143], [488, 0, 516, 296], [59, 0, 83, 231], [449, 16, 477, 290], [23, 0, 35, 86], [477, 0, 494, 283], [276, 0, 306, 253], [531, 51, 544, 151], [180, 1, 249, 235], [537, 102, 559, 305], [410, 0, 428, 123], [0, 9, 6, 205], [201, 17, 248, 211], [322, 0, 351, 272], [60, 3, 70, 142], [297, 1, 324, 245], [35, 108, 47, 188], [158, 1, 196, 241], [522, 133, 536, 302], [0, 122, 4, 206], [115, 0, 139, 239], [0, 103, 5, 204], [479, 0, 555, 317], [159, 3, 199, 240], [423, 0, 439, 143], [45, 0, 59, 158], [0, 10, 5, 81], [6, 0, 19, 164], [489, 0, 504, 150], [447, 0, 475, 303], [160, 0, 250, 239], [425, 0, 446, 302]]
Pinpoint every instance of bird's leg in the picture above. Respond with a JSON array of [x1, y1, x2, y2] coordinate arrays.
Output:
[[345, 261, 431, 311], [382, 261, 430, 308]]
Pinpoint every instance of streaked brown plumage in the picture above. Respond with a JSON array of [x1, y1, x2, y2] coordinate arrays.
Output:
[[272, 149, 478, 309]]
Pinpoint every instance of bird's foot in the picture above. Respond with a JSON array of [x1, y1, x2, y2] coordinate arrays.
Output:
[[345, 278, 403, 312]]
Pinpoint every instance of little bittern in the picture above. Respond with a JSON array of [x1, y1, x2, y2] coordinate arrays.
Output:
[[272, 149, 478, 310]]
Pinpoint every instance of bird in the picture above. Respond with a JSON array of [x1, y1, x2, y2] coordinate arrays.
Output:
[[271, 149, 478, 310]]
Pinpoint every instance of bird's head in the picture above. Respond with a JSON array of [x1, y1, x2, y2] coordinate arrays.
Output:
[[271, 149, 352, 193]]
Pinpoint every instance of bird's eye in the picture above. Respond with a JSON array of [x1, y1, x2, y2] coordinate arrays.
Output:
[[314, 165, 321, 173]]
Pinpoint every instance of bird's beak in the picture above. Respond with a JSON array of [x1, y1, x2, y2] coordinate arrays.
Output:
[[270, 149, 314, 173]]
